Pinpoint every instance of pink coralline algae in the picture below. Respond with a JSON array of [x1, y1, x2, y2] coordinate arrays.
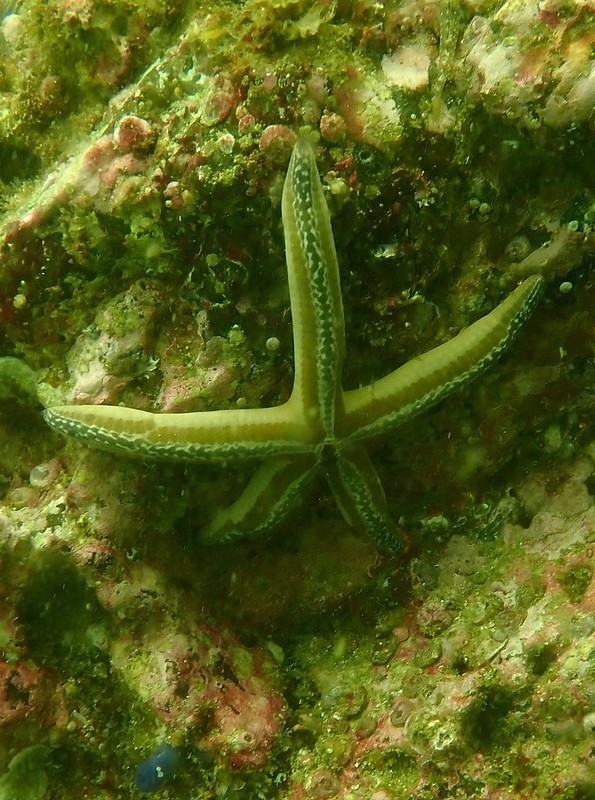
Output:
[[0, 596, 67, 752], [81, 134, 149, 202], [91, 559, 286, 769], [114, 115, 156, 155], [1, 484, 286, 782], [319, 112, 347, 144], [258, 124, 297, 161], [0, 660, 66, 734]]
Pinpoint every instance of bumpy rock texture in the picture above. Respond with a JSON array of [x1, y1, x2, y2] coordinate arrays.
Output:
[[0, 0, 594, 797]]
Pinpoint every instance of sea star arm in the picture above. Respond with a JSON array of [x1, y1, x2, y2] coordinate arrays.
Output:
[[342, 275, 543, 442], [43, 403, 316, 461], [325, 442, 402, 551], [199, 453, 320, 543], [282, 137, 346, 440]]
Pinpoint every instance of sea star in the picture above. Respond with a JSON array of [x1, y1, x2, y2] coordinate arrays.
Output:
[[44, 137, 543, 550]]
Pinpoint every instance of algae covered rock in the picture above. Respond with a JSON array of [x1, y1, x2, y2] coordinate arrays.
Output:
[[0, 746, 49, 800], [0, 0, 593, 798], [0, 358, 38, 406]]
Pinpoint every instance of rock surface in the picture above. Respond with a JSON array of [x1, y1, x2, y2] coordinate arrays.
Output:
[[0, 0, 594, 797]]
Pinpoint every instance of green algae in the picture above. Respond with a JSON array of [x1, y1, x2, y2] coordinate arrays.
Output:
[[0, 357, 38, 404], [558, 563, 594, 604], [17, 553, 113, 667], [0, 745, 49, 800]]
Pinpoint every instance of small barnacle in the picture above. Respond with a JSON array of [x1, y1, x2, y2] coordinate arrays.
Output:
[[308, 768, 341, 798], [320, 684, 368, 720], [390, 697, 414, 727], [134, 743, 182, 793]]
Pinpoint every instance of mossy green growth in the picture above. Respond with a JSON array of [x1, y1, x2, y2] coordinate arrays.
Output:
[[16, 552, 113, 668], [0, 357, 38, 406], [459, 681, 527, 752], [0, 745, 49, 800], [0, 0, 189, 178], [558, 563, 593, 604]]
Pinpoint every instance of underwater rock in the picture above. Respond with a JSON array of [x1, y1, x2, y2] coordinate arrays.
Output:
[[282, 456, 595, 797], [0, 0, 593, 797]]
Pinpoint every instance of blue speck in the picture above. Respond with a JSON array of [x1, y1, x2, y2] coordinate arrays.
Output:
[[134, 744, 182, 793]]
